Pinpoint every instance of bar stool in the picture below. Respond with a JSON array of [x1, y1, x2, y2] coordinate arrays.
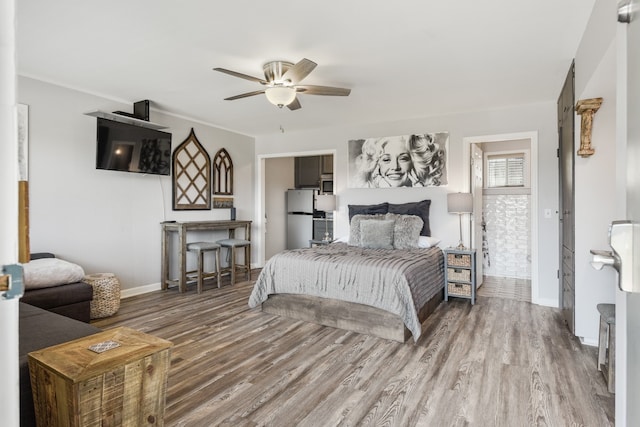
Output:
[[186, 242, 221, 293], [597, 303, 615, 393], [216, 238, 251, 285]]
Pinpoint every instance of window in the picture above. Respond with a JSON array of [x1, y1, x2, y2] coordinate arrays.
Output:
[[487, 153, 525, 187]]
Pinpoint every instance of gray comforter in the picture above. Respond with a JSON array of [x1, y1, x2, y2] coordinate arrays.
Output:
[[249, 242, 444, 340]]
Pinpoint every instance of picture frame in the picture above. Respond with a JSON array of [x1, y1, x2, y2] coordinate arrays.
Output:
[[347, 132, 449, 188]]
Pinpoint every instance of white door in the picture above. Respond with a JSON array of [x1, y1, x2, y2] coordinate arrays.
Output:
[[0, 1, 20, 423], [622, 0, 640, 422], [471, 144, 484, 286]]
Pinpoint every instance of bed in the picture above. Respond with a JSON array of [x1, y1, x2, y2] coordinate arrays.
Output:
[[249, 200, 445, 342]]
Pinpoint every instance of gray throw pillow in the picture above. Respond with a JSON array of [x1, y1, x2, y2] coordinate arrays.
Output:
[[348, 203, 389, 221], [349, 214, 386, 246], [360, 219, 395, 249], [388, 199, 431, 236], [385, 213, 423, 249]]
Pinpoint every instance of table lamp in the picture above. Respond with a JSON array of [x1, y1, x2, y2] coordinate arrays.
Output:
[[447, 192, 473, 250], [316, 194, 336, 242]]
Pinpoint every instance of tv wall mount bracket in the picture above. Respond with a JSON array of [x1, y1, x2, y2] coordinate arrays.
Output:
[[113, 100, 150, 121]]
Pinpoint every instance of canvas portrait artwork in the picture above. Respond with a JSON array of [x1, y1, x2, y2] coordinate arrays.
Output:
[[348, 132, 449, 188]]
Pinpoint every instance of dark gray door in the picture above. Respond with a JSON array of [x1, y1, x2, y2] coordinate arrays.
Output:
[[558, 62, 575, 333]]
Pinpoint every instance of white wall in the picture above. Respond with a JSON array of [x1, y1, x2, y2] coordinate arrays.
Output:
[[574, 0, 626, 422], [254, 102, 560, 304], [572, 0, 618, 345], [18, 77, 255, 293], [573, 40, 618, 344]]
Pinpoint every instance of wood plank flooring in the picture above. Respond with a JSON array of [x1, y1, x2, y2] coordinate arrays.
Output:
[[93, 275, 614, 426]]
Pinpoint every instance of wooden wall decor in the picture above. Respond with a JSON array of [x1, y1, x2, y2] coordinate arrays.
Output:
[[575, 97, 603, 158], [213, 148, 233, 195], [18, 103, 29, 263], [172, 128, 211, 210]]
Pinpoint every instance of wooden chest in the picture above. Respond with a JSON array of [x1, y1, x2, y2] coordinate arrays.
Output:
[[28, 326, 172, 427]]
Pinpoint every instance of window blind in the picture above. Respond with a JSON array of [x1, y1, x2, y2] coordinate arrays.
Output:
[[487, 153, 525, 187]]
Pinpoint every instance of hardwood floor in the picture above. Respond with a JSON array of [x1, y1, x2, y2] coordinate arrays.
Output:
[[93, 274, 614, 426]]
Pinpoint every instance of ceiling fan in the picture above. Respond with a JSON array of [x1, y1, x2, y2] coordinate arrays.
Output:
[[213, 58, 351, 110]]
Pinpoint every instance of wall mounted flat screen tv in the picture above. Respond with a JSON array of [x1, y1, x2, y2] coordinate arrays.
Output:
[[96, 117, 172, 175]]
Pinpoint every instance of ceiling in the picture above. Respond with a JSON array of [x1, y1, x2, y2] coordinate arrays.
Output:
[[17, 1, 596, 137]]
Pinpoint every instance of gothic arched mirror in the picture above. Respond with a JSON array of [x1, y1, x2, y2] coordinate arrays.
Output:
[[213, 148, 233, 195], [172, 128, 211, 210]]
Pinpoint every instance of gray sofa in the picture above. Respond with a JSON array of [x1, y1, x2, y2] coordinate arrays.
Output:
[[18, 253, 100, 426], [19, 302, 101, 426]]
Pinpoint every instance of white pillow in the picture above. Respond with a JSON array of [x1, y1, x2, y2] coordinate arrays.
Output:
[[334, 235, 349, 243], [418, 236, 441, 248], [22, 258, 85, 290]]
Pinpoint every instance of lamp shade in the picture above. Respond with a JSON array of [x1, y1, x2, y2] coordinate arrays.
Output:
[[447, 192, 473, 214], [316, 194, 336, 212], [265, 86, 296, 107]]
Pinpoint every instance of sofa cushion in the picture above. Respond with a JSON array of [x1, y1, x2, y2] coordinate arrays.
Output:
[[23, 258, 85, 290], [21, 282, 93, 312]]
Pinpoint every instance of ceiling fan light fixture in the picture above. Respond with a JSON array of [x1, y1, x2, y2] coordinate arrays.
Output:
[[265, 86, 296, 108]]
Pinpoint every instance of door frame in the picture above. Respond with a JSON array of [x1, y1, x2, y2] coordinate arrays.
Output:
[[463, 131, 539, 304]]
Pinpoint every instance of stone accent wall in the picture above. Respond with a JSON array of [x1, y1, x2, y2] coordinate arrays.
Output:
[[482, 194, 531, 279]]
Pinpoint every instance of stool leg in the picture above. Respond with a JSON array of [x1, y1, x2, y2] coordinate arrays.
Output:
[[230, 247, 236, 285], [608, 323, 616, 393], [215, 249, 221, 289], [245, 245, 251, 281], [197, 250, 204, 294], [598, 315, 606, 371]]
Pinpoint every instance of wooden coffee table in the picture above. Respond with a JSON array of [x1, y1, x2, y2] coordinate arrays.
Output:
[[28, 326, 172, 426]]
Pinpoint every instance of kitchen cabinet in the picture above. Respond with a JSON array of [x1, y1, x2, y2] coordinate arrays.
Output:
[[295, 155, 333, 188]]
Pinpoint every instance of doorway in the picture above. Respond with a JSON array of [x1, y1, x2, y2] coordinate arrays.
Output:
[[256, 149, 336, 267], [463, 132, 538, 304]]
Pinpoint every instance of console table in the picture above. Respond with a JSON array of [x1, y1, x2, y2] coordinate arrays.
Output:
[[161, 220, 252, 292]]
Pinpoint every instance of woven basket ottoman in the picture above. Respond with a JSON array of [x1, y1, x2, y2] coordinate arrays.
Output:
[[82, 273, 121, 319]]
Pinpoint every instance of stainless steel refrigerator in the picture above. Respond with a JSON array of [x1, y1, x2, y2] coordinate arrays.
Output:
[[286, 189, 316, 249]]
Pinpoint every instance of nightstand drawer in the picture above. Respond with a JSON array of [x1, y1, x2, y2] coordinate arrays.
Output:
[[447, 253, 471, 267], [447, 268, 471, 282], [447, 282, 472, 297]]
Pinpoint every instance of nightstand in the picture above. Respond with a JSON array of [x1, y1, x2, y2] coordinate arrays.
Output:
[[309, 239, 332, 248], [444, 248, 477, 304]]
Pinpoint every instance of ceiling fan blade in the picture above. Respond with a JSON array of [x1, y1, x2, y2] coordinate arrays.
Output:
[[287, 97, 302, 111], [296, 85, 351, 96], [282, 58, 317, 84], [213, 68, 268, 85], [223, 89, 266, 101]]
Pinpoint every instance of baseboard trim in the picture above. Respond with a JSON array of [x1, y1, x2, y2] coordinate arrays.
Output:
[[121, 282, 162, 299], [580, 336, 598, 347], [533, 297, 558, 308]]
